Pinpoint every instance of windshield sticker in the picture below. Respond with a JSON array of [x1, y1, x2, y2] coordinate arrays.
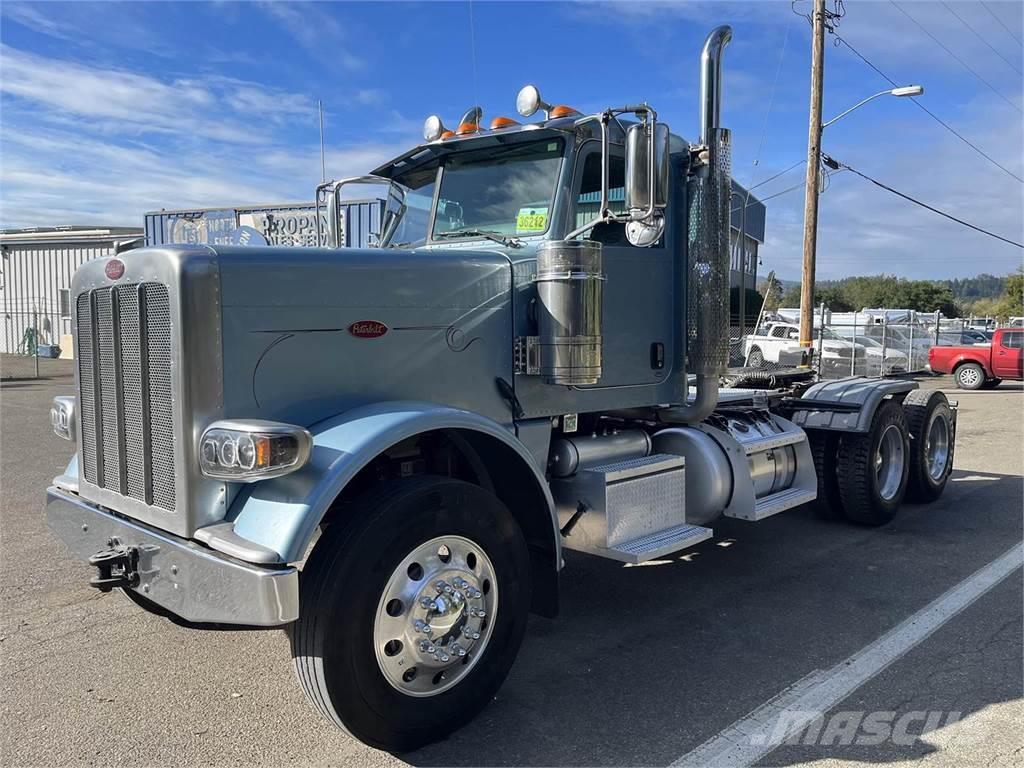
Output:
[[516, 206, 548, 233]]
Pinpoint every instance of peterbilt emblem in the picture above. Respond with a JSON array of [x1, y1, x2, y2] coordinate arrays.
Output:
[[348, 321, 389, 338], [105, 259, 125, 280]]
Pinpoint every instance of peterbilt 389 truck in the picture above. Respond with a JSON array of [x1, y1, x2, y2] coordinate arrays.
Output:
[[45, 27, 957, 752]]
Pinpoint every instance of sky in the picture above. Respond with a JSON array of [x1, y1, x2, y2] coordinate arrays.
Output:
[[1, 0, 1022, 281]]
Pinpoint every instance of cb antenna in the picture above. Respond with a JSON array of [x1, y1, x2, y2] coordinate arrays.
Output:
[[318, 99, 326, 183]]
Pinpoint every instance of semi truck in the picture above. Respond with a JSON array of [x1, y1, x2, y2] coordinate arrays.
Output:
[[45, 26, 957, 753]]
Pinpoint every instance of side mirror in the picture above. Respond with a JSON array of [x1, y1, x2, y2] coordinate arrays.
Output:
[[625, 122, 669, 217]]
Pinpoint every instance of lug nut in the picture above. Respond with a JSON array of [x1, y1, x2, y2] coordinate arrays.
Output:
[[414, 619, 433, 635], [435, 580, 447, 592], [419, 640, 436, 654], [419, 596, 433, 609]]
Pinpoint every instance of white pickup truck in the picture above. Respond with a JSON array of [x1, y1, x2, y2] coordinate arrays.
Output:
[[742, 321, 868, 374]]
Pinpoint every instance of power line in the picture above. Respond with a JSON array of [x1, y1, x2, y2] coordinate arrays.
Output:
[[981, 1, 1022, 47], [732, 177, 812, 214], [941, 1, 1021, 75], [748, 160, 806, 193], [890, 1, 1022, 113], [833, 34, 1024, 184], [824, 153, 1024, 249]]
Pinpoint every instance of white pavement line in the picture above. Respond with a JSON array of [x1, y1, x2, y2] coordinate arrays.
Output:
[[671, 542, 1023, 768]]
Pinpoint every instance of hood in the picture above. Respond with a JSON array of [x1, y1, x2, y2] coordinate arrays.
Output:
[[213, 245, 516, 426]]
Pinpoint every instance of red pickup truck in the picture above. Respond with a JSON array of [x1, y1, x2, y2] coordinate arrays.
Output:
[[929, 327, 1023, 389]]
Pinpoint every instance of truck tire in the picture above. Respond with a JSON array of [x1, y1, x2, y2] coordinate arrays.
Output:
[[808, 431, 843, 519], [290, 476, 531, 752], [903, 389, 954, 502], [746, 346, 764, 367], [954, 362, 985, 390], [836, 399, 910, 526]]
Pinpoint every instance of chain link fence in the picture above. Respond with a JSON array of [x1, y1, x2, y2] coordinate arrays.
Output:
[[1, 310, 68, 381], [731, 306, 990, 381]]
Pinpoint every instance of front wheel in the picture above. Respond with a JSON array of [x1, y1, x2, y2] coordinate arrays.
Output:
[[290, 477, 531, 752], [747, 346, 764, 367]]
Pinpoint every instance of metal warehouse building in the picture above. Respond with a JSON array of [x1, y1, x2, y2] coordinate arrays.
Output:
[[1, 226, 143, 358]]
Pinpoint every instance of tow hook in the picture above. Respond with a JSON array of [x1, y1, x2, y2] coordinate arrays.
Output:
[[88, 542, 140, 592]]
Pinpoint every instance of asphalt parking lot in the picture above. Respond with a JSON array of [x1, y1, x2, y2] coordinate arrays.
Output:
[[2, 366, 1021, 767]]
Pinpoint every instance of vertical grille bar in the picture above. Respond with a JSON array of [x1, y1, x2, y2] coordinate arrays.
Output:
[[144, 284, 176, 511], [76, 292, 99, 485], [118, 284, 147, 502], [95, 288, 125, 494]]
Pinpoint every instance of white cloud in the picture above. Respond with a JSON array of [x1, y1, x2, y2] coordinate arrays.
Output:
[[0, 46, 317, 143], [0, 43, 413, 227], [257, 1, 364, 71]]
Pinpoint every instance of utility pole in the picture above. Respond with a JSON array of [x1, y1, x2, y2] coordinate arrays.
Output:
[[799, 0, 826, 358]]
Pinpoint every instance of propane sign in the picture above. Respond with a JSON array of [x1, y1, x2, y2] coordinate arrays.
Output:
[[150, 204, 336, 247]]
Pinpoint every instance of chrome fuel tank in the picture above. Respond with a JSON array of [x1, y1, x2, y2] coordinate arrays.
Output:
[[534, 240, 604, 385]]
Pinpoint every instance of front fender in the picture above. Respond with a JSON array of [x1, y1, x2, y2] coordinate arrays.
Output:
[[221, 401, 558, 564]]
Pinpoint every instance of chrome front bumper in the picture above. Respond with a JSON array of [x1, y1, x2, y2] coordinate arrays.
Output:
[[46, 486, 299, 626]]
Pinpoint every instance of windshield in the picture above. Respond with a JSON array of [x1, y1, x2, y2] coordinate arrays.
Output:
[[431, 139, 564, 240]]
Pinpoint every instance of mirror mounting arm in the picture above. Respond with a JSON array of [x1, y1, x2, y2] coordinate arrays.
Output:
[[314, 175, 410, 248]]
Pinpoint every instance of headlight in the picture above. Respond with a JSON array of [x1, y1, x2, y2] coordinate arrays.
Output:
[[50, 396, 76, 441], [198, 420, 312, 482]]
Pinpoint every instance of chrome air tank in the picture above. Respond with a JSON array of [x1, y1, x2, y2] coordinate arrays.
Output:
[[535, 240, 604, 385]]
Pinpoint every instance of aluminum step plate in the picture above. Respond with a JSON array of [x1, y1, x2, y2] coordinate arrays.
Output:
[[730, 487, 818, 522], [605, 523, 713, 564]]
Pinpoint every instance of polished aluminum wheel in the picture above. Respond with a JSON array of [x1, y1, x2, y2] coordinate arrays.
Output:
[[924, 411, 950, 482], [373, 535, 498, 697], [875, 423, 906, 501]]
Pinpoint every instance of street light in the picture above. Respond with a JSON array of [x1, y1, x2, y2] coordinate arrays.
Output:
[[822, 85, 924, 129], [798, 82, 924, 358]]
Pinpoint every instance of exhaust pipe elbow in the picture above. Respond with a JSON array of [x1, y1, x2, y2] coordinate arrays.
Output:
[[699, 25, 732, 144], [668, 374, 719, 423]]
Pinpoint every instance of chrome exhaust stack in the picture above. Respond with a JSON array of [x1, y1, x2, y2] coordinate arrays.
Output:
[[675, 25, 733, 422]]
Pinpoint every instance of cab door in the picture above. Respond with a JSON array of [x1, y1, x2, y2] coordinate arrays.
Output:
[[993, 329, 1023, 379], [565, 144, 674, 387]]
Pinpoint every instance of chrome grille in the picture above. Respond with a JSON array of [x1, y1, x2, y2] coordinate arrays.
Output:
[[77, 283, 176, 511]]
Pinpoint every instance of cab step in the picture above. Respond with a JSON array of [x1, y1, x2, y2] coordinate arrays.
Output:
[[607, 522, 713, 564], [749, 487, 818, 521], [552, 453, 711, 563]]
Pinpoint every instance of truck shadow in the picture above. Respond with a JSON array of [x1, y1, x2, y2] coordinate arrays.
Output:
[[407, 468, 1023, 767]]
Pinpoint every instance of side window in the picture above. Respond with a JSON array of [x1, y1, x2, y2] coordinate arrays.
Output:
[[574, 150, 656, 247], [1001, 330, 1023, 349], [770, 325, 790, 339]]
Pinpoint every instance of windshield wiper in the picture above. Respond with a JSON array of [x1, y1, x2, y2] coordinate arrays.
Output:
[[435, 229, 522, 248]]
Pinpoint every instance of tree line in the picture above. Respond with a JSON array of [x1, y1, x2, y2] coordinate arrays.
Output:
[[752, 270, 1023, 320]]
